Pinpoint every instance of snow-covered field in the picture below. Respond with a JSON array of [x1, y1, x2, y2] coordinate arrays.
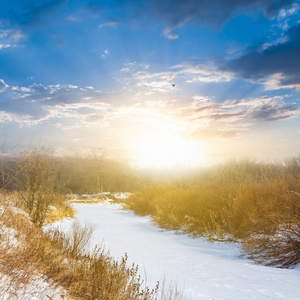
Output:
[[53, 201, 300, 300], [0, 206, 69, 300]]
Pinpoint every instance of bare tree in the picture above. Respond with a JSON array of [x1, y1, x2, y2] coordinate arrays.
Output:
[[15, 145, 59, 226]]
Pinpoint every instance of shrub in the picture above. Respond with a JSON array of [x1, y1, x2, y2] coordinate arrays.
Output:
[[122, 159, 300, 267], [0, 201, 160, 299], [242, 224, 300, 268], [124, 185, 236, 240], [15, 146, 64, 226], [48, 221, 96, 257]]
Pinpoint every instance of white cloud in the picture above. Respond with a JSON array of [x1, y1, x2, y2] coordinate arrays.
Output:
[[174, 94, 299, 138], [278, 3, 299, 20], [120, 67, 130, 72], [193, 96, 211, 102], [0, 29, 24, 50], [122, 62, 150, 71], [0, 79, 8, 92], [101, 49, 110, 58], [128, 62, 232, 91], [0, 44, 11, 49], [137, 80, 173, 92], [167, 33, 179, 39], [264, 73, 300, 90], [99, 21, 120, 28], [261, 34, 289, 50], [0, 79, 114, 126], [1, 71, 299, 146]]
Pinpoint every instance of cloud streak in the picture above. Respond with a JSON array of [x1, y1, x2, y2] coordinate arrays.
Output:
[[174, 95, 300, 139], [0, 80, 113, 126], [0, 77, 299, 142], [126, 62, 232, 92]]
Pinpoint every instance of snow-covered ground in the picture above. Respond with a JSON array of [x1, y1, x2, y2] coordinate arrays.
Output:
[[0, 206, 69, 300], [0, 271, 69, 300], [52, 202, 300, 300]]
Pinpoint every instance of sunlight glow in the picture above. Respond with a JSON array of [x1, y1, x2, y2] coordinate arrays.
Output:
[[132, 130, 203, 169]]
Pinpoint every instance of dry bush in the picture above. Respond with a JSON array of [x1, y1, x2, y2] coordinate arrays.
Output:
[[207, 158, 282, 186], [227, 183, 274, 239], [242, 224, 300, 268], [0, 200, 160, 299], [48, 221, 96, 257], [11, 147, 73, 227], [14, 147, 59, 226], [57, 154, 139, 194], [124, 185, 236, 240], [0, 200, 68, 299], [123, 158, 300, 267], [159, 279, 188, 300], [45, 202, 75, 223], [45, 193, 75, 223], [228, 177, 300, 235], [239, 179, 300, 268], [124, 187, 162, 216]]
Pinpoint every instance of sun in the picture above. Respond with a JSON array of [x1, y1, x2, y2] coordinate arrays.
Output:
[[132, 130, 203, 169]]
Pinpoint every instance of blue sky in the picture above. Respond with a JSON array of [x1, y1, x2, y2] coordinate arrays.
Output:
[[0, 0, 300, 166]]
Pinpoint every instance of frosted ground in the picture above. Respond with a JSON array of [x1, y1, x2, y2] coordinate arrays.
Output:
[[0, 207, 69, 300], [53, 200, 300, 300]]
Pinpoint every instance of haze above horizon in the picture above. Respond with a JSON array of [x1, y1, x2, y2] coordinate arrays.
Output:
[[1, 0, 300, 168]]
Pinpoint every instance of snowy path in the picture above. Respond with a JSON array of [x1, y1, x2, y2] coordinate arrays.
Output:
[[52, 202, 300, 300]]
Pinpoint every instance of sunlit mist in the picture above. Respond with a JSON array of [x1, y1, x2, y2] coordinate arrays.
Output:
[[132, 130, 204, 169]]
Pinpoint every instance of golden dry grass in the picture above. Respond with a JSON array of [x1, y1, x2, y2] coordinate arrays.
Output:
[[121, 160, 300, 267], [0, 192, 186, 299], [0, 198, 158, 299]]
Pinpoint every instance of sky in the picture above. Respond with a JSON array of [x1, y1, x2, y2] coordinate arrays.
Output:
[[0, 0, 300, 167]]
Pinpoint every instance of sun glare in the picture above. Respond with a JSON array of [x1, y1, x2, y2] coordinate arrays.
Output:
[[132, 131, 203, 169]]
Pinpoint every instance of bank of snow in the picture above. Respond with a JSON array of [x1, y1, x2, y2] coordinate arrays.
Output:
[[0, 205, 69, 300], [0, 271, 69, 300], [52, 202, 300, 300]]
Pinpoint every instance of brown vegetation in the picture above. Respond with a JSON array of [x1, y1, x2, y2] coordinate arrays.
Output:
[[0, 145, 190, 299], [0, 144, 299, 297], [0, 192, 160, 299], [121, 158, 300, 268]]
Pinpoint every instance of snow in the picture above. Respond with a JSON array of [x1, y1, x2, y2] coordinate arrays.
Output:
[[52, 202, 300, 300], [0, 205, 69, 300], [0, 224, 21, 250], [0, 271, 69, 300], [112, 192, 132, 199]]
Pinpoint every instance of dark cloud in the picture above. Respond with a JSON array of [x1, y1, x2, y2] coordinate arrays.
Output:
[[148, 0, 295, 30], [1, 0, 294, 32], [249, 104, 281, 120], [221, 23, 300, 89], [94, 0, 295, 32], [98, 0, 295, 31], [0, 0, 67, 29], [249, 103, 299, 120]]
